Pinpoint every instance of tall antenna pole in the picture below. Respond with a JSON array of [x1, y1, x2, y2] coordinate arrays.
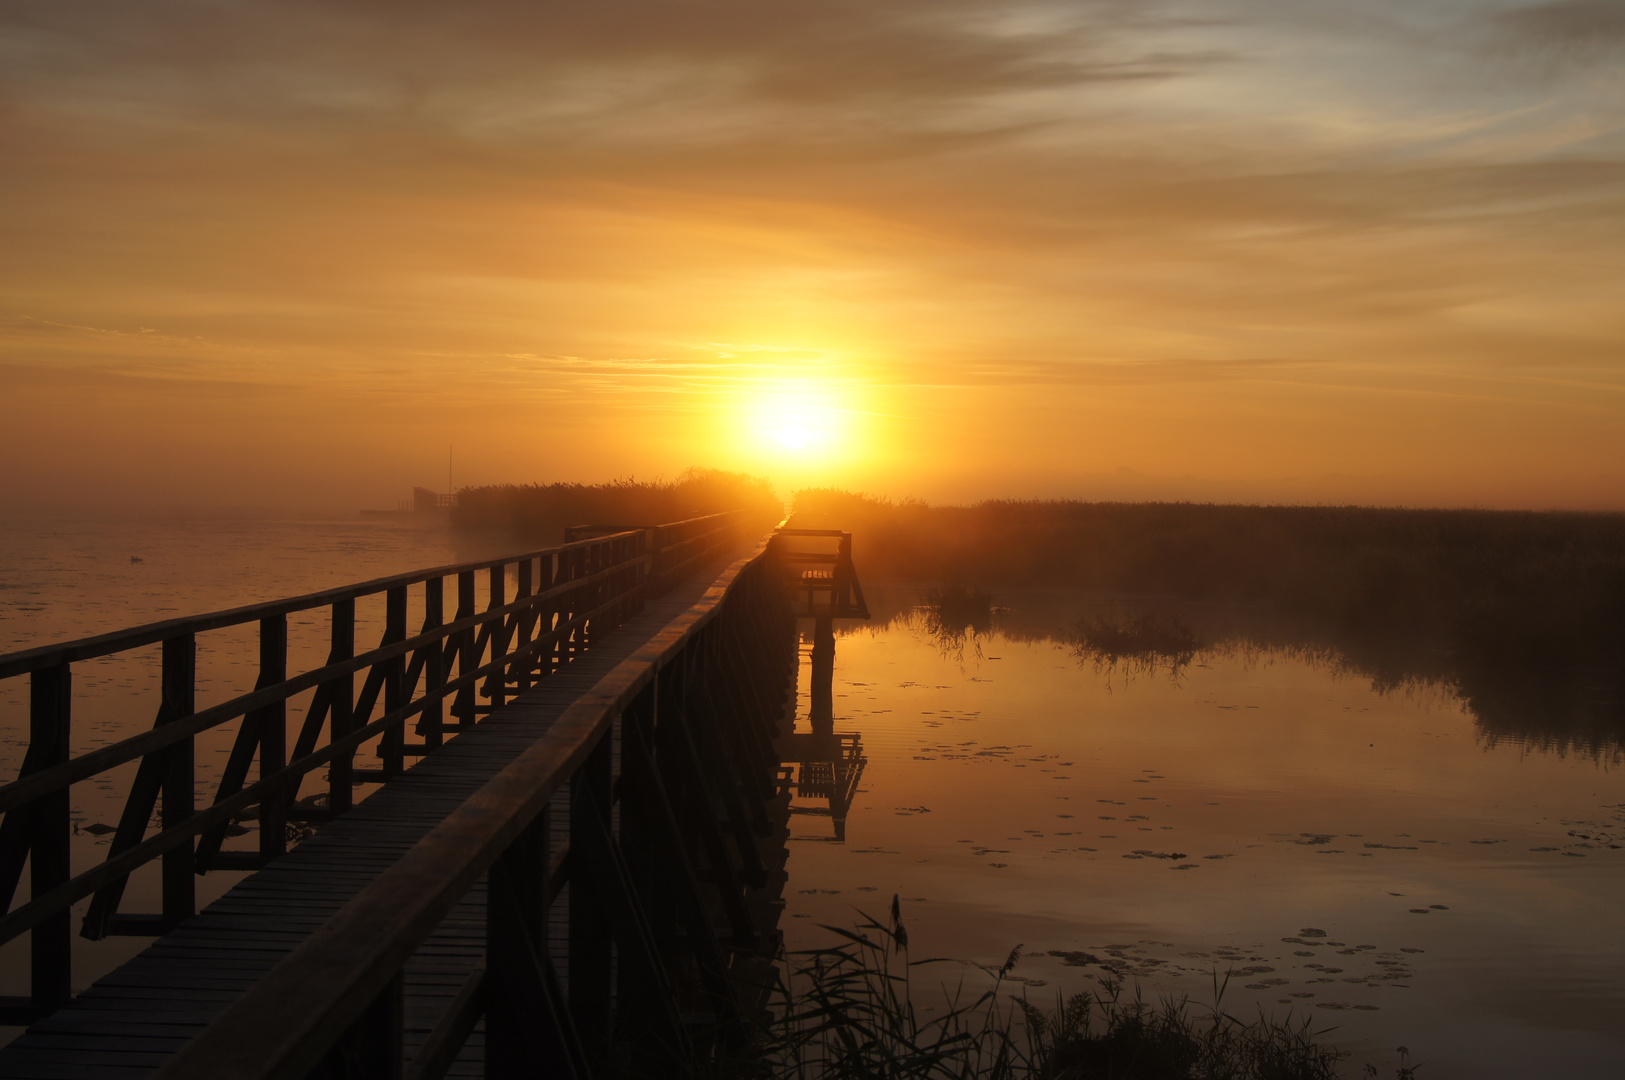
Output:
[[448, 445, 453, 493]]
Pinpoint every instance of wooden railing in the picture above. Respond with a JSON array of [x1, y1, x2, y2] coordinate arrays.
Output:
[[0, 510, 748, 1024], [564, 510, 760, 595], [151, 530, 796, 1079], [776, 528, 870, 619]]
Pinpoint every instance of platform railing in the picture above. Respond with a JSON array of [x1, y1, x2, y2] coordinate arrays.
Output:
[[0, 510, 748, 1024], [151, 531, 797, 1080], [565, 508, 753, 595], [775, 528, 870, 618]]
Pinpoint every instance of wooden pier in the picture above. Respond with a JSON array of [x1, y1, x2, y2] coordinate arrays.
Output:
[[0, 513, 867, 1077]]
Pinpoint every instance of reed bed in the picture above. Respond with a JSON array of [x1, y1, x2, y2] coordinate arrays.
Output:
[[727, 904, 1415, 1080], [790, 489, 1625, 754], [452, 468, 781, 543]]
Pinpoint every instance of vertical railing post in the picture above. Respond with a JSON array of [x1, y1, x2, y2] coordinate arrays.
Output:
[[514, 557, 534, 694], [643, 527, 659, 598], [380, 586, 407, 778], [454, 571, 476, 728], [836, 533, 852, 613], [421, 577, 445, 751], [545, 553, 561, 677], [258, 615, 288, 861], [544, 555, 558, 675], [569, 732, 614, 1055], [328, 600, 356, 814], [160, 634, 196, 926], [483, 565, 506, 710], [576, 545, 589, 659], [29, 662, 71, 1011], [586, 543, 601, 652], [560, 550, 577, 669]]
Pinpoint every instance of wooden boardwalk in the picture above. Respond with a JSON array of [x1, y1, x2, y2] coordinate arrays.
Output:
[[0, 554, 785, 1078]]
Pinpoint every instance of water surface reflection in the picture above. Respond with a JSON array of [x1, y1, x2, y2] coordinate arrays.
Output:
[[780, 584, 1625, 1080]]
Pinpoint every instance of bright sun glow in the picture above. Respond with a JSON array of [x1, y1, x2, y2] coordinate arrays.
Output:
[[744, 383, 847, 462]]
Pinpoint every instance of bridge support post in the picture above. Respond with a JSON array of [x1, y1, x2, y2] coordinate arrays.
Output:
[[810, 615, 834, 726]]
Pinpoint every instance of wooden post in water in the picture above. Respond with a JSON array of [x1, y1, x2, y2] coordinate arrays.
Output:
[[810, 615, 834, 726]]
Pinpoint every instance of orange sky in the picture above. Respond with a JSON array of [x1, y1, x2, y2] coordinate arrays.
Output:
[[1, 1, 1622, 510]]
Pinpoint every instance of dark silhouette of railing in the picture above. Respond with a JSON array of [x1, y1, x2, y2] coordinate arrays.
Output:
[[142, 526, 795, 1078], [776, 529, 869, 619], [0, 510, 749, 1027]]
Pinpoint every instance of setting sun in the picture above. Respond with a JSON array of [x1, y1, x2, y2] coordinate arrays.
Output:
[[741, 382, 849, 464]]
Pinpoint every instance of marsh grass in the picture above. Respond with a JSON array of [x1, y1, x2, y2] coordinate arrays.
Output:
[[1022, 977, 1346, 1080], [789, 489, 1625, 754], [736, 906, 1403, 1080], [453, 468, 781, 542]]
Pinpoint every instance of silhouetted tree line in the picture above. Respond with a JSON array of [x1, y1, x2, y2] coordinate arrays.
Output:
[[790, 490, 1625, 754], [452, 469, 782, 544]]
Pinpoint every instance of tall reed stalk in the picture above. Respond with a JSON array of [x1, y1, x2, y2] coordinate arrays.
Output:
[[726, 901, 1415, 1080]]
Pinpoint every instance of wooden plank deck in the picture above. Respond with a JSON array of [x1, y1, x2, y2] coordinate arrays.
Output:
[[0, 556, 751, 1079]]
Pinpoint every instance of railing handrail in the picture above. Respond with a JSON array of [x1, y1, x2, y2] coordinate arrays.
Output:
[[151, 531, 785, 1080], [0, 510, 752, 679], [0, 530, 641, 681], [0, 555, 639, 818], [776, 526, 868, 619], [0, 557, 651, 951]]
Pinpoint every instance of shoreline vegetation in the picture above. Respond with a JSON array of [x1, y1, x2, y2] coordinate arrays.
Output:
[[727, 908, 1417, 1080], [788, 490, 1625, 757], [451, 469, 782, 543]]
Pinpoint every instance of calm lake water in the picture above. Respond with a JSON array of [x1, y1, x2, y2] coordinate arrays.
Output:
[[2, 515, 1621, 1076], [781, 587, 1625, 1079]]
